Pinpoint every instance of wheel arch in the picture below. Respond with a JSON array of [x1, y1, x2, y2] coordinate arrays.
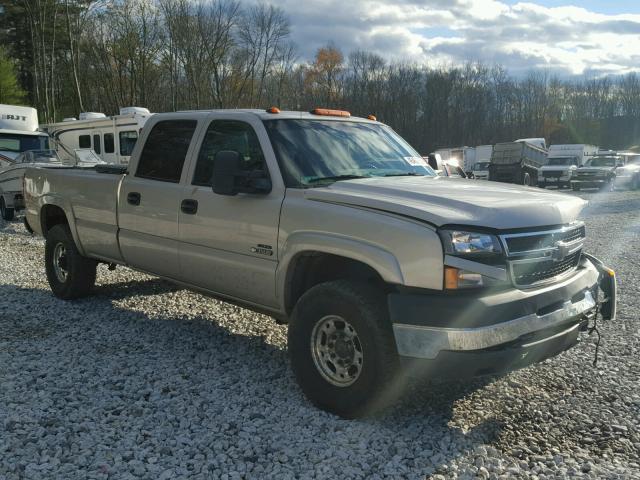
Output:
[[278, 232, 404, 317], [39, 199, 85, 256]]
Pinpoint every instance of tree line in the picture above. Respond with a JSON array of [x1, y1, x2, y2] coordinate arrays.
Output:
[[1, 0, 639, 153]]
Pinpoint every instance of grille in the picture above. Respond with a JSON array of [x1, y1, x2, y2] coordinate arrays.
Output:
[[542, 171, 564, 178], [505, 225, 585, 254], [502, 224, 585, 287], [511, 251, 581, 286]]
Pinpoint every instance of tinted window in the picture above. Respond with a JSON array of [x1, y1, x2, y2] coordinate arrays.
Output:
[[193, 120, 266, 186], [119, 130, 138, 156], [93, 134, 101, 154], [79, 135, 91, 149], [136, 120, 197, 183], [104, 133, 114, 153]]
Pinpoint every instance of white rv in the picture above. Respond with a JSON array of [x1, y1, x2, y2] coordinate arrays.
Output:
[[0, 104, 50, 165], [45, 107, 152, 165]]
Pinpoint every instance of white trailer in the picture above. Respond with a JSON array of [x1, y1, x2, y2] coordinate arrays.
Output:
[[44, 107, 152, 165], [0, 104, 50, 165]]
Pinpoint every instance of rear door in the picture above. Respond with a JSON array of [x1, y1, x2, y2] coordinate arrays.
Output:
[[118, 117, 200, 278], [178, 114, 284, 308]]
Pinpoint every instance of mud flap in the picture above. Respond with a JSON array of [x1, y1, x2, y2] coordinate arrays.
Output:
[[583, 253, 617, 321]]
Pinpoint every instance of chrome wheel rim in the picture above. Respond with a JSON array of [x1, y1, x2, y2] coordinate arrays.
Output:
[[311, 315, 364, 387], [53, 243, 68, 283]]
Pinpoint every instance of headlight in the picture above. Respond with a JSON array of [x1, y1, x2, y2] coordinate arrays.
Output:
[[439, 229, 502, 256]]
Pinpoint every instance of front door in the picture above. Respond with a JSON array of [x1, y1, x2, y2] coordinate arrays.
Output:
[[178, 116, 284, 308], [118, 118, 199, 278]]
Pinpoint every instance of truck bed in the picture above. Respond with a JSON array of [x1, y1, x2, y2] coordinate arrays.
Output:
[[25, 166, 125, 263]]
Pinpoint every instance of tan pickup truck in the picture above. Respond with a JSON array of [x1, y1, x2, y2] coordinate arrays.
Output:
[[24, 108, 616, 418]]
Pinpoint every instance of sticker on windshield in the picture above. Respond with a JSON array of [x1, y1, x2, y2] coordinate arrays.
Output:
[[404, 156, 427, 166]]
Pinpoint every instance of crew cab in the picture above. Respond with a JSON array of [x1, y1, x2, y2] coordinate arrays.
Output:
[[538, 156, 580, 189], [24, 109, 616, 418], [571, 155, 624, 191]]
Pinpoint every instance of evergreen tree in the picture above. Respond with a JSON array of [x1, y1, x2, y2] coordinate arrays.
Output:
[[0, 48, 26, 104]]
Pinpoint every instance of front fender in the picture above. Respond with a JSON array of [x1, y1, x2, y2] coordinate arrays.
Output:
[[276, 231, 405, 305]]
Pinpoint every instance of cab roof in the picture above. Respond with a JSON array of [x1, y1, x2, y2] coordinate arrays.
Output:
[[172, 108, 380, 123]]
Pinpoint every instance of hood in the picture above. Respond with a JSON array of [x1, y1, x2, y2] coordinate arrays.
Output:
[[576, 166, 614, 174], [305, 176, 586, 230]]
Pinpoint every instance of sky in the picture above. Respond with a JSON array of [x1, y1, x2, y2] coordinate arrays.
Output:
[[266, 0, 640, 77]]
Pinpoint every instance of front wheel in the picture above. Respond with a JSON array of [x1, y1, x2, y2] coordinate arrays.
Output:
[[522, 172, 532, 186], [1, 197, 14, 221], [45, 224, 97, 299], [288, 280, 400, 418]]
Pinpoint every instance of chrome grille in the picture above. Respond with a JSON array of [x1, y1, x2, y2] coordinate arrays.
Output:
[[501, 223, 585, 287]]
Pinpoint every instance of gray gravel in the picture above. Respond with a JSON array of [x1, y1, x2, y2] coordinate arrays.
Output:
[[1, 189, 639, 480]]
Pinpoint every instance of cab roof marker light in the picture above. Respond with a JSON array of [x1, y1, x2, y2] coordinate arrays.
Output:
[[367, 114, 377, 121], [266, 107, 281, 114], [310, 108, 351, 117]]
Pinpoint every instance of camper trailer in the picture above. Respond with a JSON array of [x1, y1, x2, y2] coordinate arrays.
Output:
[[0, 104, 49, 165], [45, 107, 152, 165]]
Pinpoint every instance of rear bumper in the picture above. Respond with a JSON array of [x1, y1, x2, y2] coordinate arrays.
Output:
[[389, 256, 615, 376]]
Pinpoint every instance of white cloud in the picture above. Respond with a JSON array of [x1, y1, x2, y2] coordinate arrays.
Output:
[[264, 0, 640, 76]]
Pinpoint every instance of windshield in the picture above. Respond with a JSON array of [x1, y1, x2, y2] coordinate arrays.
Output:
[[586, 157, 617, 167], [548, 157, 575, 166], [264, 119, 436, 187], [0, 133, 49, 153], [19, 149, 59, 163], [474, 162, 490, 170]]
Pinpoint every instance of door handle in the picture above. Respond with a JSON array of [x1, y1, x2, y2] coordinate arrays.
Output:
[[127, 192, 141, 206], [181, 199, 198, 215]]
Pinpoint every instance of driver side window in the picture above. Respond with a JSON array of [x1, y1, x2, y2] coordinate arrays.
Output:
[[193, 120, 266, 186]]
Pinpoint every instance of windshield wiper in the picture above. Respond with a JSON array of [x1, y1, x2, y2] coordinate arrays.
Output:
[[305, 174, 371, 184]]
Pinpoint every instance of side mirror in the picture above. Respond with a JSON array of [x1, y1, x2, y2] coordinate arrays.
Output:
[[212, 150, 272, 196]]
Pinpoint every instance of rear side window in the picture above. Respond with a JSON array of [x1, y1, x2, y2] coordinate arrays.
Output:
[[119, 130, 138, 156], [93, 134, 101, 154], [79, 135, 91, 149], [104, 133, 114, 153], [136, 120, 197, 183], [193, 120, 266, 186]]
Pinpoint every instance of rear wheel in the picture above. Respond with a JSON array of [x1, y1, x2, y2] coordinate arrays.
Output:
[[1, 197, 14, 221], [288, 280, 400, 418], [45, 224, 97, 299]]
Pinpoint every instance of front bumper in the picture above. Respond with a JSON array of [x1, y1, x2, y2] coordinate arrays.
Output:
[[389, 256, 615, 377], [571, 178, 609, 188]]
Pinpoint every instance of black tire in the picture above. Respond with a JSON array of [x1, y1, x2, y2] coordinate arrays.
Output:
[[45, 224, 97, 299], [1, 197, 14, 221], [288, 280, 400, 418]]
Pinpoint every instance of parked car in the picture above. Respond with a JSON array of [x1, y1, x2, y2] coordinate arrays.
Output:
[[24, 108, 616, 418], [538, 156, 580, 189], [613, 156, 640, 190], [471, 161, 490, 180], [571, 156, 624, 191]]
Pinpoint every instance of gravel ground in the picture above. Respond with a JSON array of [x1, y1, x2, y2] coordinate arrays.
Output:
[[1, 189, 639, 480]]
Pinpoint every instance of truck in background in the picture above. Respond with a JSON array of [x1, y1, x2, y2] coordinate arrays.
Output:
[[489, 141, 548, 186], [539, 144, 598, 189], [44, 107, 152, 165], [435, 146, 476, 175], [470, 145, 493, 180]]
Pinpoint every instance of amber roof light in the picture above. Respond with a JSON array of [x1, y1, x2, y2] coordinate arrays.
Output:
[[266, 106, 281, 114], [367, 114, 377, 121], [311, 108, 351, 117]]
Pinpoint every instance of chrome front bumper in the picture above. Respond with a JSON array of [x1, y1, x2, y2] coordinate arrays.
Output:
[[393, 290, 595, 359]]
